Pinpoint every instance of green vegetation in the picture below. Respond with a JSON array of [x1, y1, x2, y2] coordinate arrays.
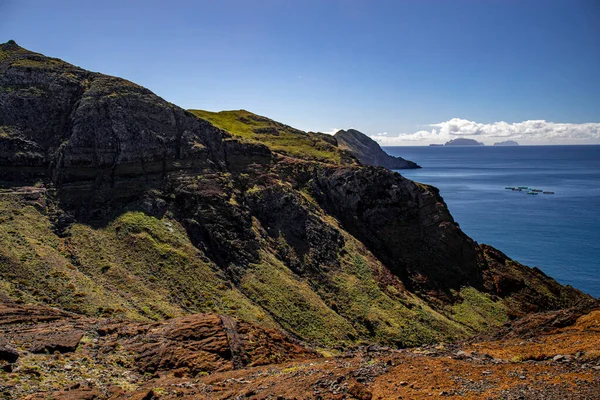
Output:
[[5, 336, 143, 398], [10, 57, 63, 69], [241, 252, 356, 346], [316, 232, 472, 346], [190, 109, 353, 164], [0, 84, 47, 96], [446, 287, 509, 331], [0, 190, 515, 348], [0, 196, 275, 327], [0, 179, 525, 349]]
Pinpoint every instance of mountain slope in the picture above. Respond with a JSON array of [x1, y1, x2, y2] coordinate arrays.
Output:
[[0, 40, 593, 352], [189, 109, 356, 165], [334, 128, 420, 169]]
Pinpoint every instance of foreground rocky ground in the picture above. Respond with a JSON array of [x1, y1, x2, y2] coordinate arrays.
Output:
[[1, 297, 598, 399]]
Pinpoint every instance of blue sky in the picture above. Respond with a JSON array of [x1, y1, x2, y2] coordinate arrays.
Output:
[[2, 0, 599, 144]]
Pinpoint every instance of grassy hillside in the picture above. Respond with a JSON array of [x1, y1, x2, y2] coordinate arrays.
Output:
[[189, 109, 355, 165], [0, 186, 516, 348], [0, 193, 275, 326]]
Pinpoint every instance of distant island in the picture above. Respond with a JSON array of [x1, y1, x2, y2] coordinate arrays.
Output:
[[493, 140, 519, 146], [334, 129, 421, 169], [444, 138, 485, 146], [429, 139, 519, 147]]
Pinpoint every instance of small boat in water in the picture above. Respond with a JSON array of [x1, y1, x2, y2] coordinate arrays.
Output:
[[543, 191, 555, 194], [518, 186, 528, 189], [505, 187, 514, 189], [527, 191, 538, 195], [532, 189, 543, 192], [512, 188, 522, 191]]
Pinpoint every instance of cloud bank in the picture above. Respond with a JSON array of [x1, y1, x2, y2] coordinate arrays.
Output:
[[370, 118, 600, 145]]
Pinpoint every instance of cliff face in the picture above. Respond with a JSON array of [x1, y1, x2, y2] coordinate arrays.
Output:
[[308, 167, 481, 298], [0, 41, 594, 352], [334, 129, 420, 169], [0, 40, 231, 217]]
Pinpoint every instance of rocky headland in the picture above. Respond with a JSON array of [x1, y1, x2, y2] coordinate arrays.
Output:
[[333, 129, 420, 169], [0, 40, 598, 399]]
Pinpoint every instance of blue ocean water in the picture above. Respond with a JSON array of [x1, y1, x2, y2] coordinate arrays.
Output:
[[384, 145, 600, 298]]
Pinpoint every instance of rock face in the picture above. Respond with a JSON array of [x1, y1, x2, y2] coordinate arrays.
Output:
[[0, 40, 228, 216], [0, 41, 594, 353], [0, 297, 313, 390], [444, 138, 484, 146], [493, 140, 519, 146], [98, 313, 311, 375], [309, 166, 481, 298], [334, 129, 420, 169]]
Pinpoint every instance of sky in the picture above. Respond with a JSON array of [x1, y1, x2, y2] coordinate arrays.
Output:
[[1, 0, 599, 145]]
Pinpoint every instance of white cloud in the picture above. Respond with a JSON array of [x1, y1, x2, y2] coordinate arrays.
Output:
[[322, 128, 342, 135], [322, 127, 357, 135], [370, 118, 600, 145]]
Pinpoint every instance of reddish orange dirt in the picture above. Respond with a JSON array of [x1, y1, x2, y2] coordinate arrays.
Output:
[[2, 300, 599, 399]]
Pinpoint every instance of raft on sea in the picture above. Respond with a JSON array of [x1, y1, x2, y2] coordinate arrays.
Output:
[[504, 186, 555, 195]]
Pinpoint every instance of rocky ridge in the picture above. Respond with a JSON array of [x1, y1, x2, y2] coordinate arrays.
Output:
[[334, 129, 420, 169]]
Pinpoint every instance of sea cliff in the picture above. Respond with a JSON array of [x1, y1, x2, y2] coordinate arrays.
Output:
[[1, 40, 597, 399]]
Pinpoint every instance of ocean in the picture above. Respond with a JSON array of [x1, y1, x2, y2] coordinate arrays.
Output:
[[384, 145, 600, 298]]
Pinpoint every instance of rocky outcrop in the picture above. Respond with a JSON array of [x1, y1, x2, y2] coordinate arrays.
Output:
[[334, 129, 420, 169], [222, 138, 272, 172], [29, 330, 84, 354], [0, 298, 312, 375], [481, 304, 600, 341], [98, 313, 311, 376], [245, 182, 345, 276], [0, 346, 19, 363], [479, 245, 594, 314], [0, 40, 232, 217], [308, 165, 481, 299]]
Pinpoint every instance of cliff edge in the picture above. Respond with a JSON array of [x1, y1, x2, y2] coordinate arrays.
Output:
[[334, 129, 420, 169]]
